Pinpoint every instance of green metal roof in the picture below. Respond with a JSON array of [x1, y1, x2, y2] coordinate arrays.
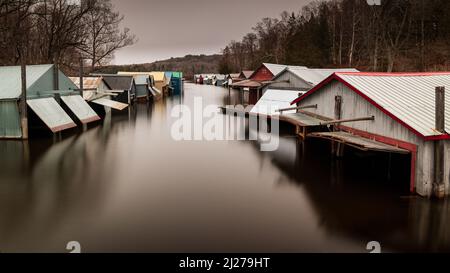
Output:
[[171, 72, 182, 78], [0, 64, 52, 99], [0, 64, 78, 100]]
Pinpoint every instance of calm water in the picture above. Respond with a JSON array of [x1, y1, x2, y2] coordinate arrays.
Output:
[[0, 83, 449, 253]]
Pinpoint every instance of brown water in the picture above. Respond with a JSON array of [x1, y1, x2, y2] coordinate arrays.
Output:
[[0, 83, 449, 253]]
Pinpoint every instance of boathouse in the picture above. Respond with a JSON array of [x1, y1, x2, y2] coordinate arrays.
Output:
[[264, 67, 359, 93], [116, 72, 154, 100], [214, 74, 227, 87], [71, 75, 129, 111], [102, 75, 137, 104], [288, 72, 450, 198], [117, 71, 166, 96], [232, 63, 307, 105], [148, 72, 168, 94], [170, 72, 183, 95], [0, 64, 100, 139], [227, 73, 241, 84], [69, 76, 111, 100]]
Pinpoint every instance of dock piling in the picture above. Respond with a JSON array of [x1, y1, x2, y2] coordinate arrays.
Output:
[[332, 96, 343, 157], [79, 57, 84, 99], [20, 61, 28, 140], [434, 86, 446, 198]]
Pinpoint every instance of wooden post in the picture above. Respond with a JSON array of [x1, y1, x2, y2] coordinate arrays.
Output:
[[79, 57, 84, 99], [333, 96, 343, 156], [20, 61, 28, 140], [53, 61, 59, 91], [335, 96, 342, 121], [434, 86, 445, 198]]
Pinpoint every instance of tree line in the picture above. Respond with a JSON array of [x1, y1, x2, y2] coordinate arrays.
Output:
[[0, 0, 135, 73], [219, 0, 450, 73]]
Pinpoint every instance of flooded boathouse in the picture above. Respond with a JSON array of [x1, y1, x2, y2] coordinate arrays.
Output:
[[0, 64, 100, 139], [288, 72, 450, 198]]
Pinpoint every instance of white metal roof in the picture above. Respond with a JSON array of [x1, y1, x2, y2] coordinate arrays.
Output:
[[251, 89, 303, 116], [0, 64, 53, 99], [61, 95, 100, 124], [287, 68, 359, 85], [27, 98, 77, 133], [331, 73, 450, 138], [92, 98, 128, 110], [263, 63, 307, 77]]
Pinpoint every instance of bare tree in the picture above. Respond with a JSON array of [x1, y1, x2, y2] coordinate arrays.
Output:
[[78, 0, 136, 69]]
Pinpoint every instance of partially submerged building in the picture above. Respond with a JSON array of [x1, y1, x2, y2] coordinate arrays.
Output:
[[0, 64, 100, 139], [71, 75, 130, 110], [169, 72, 183, 96], [214, 74, 227, 87], [226, 73, 241, 85], [69, 76, 111, 101], [232, 63, 307, 105], [148, 72, 168, 95], [101, 75, 137, 104], [116, 72, 162, 100], [288, 72, 450, 198]]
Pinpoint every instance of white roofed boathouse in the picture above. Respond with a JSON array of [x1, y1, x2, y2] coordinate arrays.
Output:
[[287, 72, 450, 198]]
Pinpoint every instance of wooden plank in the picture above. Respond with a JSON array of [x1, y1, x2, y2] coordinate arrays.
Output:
[[309, 132, 410, 154]]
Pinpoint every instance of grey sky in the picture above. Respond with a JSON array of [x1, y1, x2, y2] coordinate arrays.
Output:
[[111, 0, 311, 65]]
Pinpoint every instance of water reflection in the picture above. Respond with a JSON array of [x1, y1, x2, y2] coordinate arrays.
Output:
[[0, 84, 449, 253]]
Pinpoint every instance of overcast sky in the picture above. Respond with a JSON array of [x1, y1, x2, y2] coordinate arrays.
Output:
[[110, 0, 311, 65]]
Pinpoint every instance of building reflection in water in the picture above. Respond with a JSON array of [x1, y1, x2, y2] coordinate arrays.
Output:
[[250, 126, 450, 253]]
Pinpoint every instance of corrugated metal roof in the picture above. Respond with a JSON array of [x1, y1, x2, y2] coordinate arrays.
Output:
[[92, 98, 128, 110], [0, 64, 53, 99], [287, 68, 359, 85], [61, 95, 100, 124], [69, 77, 104, 90], [294, 72, 450, 138], [251, 89, 301, 116], [263, 63, 307, 77], [27, 98, 77, 133]]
